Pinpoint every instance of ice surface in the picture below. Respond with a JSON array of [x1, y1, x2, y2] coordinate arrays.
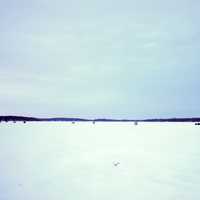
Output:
[[0, 122, 200, 200]]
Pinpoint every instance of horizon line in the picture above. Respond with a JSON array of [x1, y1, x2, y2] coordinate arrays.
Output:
[[1, 115, 200, 122]]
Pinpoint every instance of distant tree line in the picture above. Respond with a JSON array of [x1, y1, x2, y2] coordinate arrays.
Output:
[[0, 116, 200, 123]]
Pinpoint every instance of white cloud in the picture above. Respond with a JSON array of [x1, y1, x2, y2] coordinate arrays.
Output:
[[0, 0, 200, 117]]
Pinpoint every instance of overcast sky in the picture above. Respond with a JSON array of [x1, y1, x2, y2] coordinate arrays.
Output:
[[0, 0, 200, 118]]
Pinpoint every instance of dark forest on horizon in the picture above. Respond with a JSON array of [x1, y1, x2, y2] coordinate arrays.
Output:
[[0, 116, 200, 123]]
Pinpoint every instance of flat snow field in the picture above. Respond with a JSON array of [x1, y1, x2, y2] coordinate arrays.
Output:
[[0, 122, 200, 200]]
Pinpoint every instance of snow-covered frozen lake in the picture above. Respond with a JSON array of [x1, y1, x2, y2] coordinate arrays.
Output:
[[0, 122, 200, 200]]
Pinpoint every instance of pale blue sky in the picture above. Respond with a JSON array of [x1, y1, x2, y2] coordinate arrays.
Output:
[[0, 0, 199, 118]]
